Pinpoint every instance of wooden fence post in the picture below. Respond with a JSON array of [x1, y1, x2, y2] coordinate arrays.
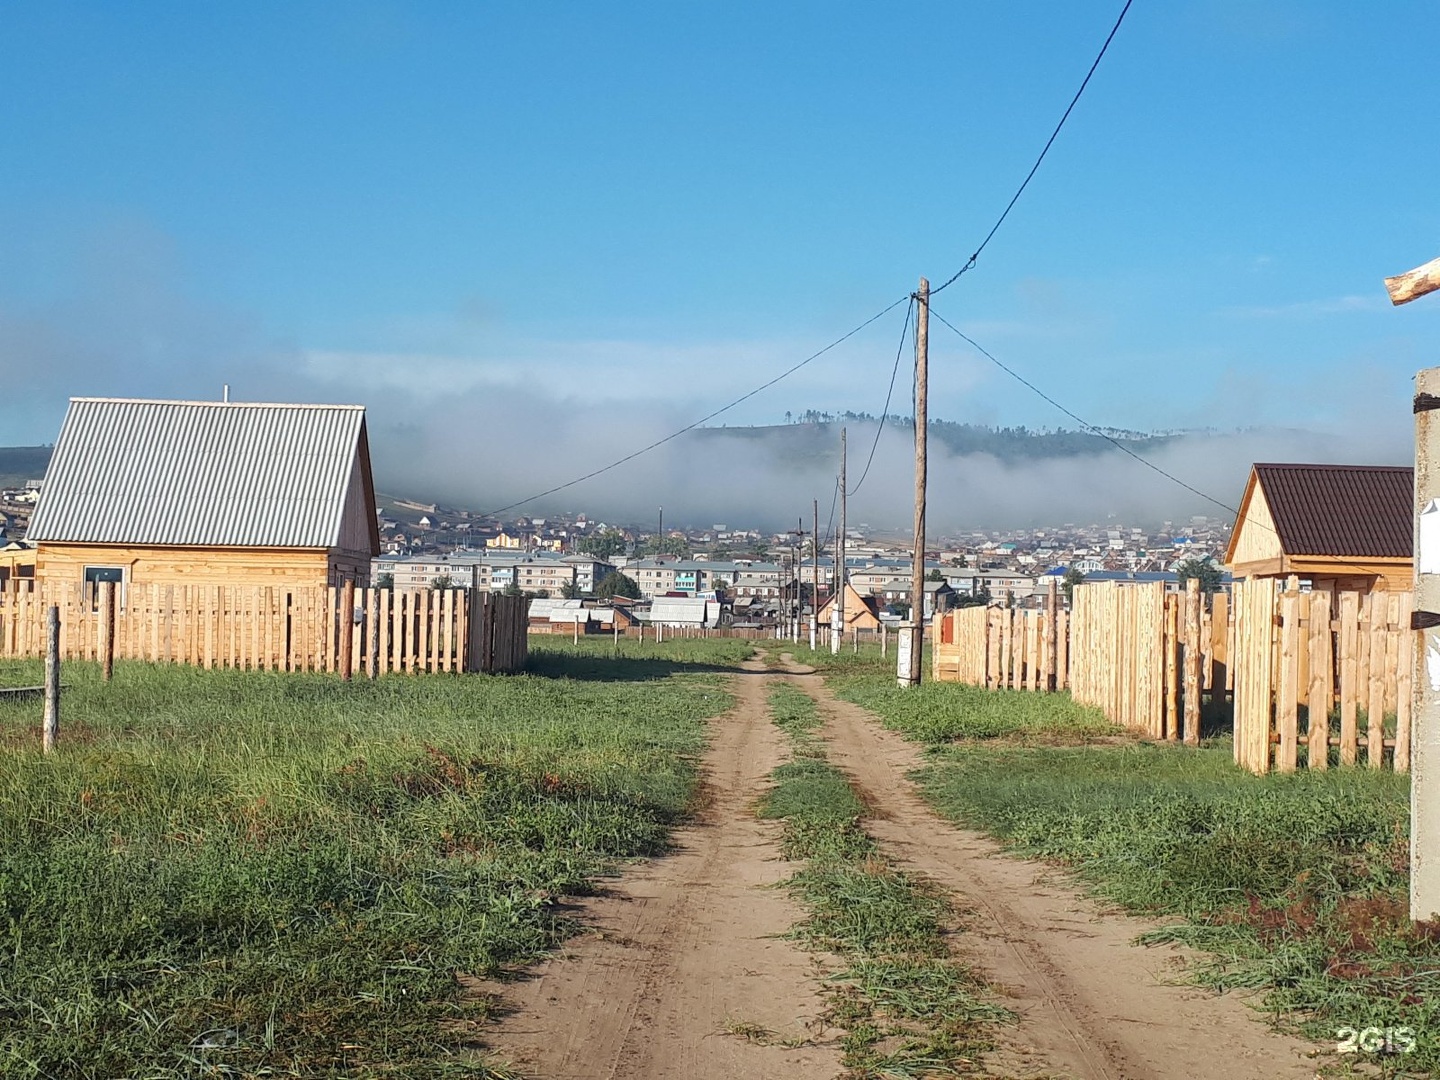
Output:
[[43, 606, 59, 753], [100, 580, 116, 682], [339, 580, 355, 681], [1183, 580, 1202, 744]]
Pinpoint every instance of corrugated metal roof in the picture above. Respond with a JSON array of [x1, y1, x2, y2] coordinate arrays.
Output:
[[29, 397, 368, 548], [1255, 463, 1413, 558]]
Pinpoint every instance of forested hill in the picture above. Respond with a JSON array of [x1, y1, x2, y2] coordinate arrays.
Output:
[[0, 446, 52, 488], [692, 418, 1176, 466]]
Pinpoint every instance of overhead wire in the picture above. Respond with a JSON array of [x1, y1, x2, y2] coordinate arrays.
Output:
[[928, 305, 1230, 513], [929, 305, 1394, 583], [846, 296, 914, 497], [930, 0, 1134, 297], [479, 3, 1133, 520], [822, 473, 839, 557], [481, 294, 911, 518]]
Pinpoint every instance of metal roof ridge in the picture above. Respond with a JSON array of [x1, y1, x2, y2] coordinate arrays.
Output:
[[68, 397, 366, 410]]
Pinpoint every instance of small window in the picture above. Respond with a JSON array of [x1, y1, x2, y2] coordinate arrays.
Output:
[[84, 565, 125, 609], [84, 566, 124, 586]]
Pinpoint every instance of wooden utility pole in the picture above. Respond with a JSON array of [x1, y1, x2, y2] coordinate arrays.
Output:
[[1387, 256, 1440, 306], [43, 605, 59, 753], [833, 428, 847, 654], [811, 499, 820, 651], [899, 278, 929, 688], [1394, 254, 1440, 921], [1413, 365, 1440, 920]]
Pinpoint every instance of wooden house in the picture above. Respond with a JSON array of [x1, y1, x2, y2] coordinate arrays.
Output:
[[815, 582, 882, 632], [1223, 463, 1412, 593], [27, 397, 380, 591]]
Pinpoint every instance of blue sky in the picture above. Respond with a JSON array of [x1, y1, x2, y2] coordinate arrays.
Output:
[[2, 2, 1438, 518]]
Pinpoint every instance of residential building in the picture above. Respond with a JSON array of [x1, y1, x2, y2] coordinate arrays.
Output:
[[29, 397, 379, 590], [1224, 463, 1411, 593]]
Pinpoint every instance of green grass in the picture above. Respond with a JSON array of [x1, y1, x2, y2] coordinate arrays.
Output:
[[758, 682, 1009, 1077], [838, 671, 1437, 1074], [832, 675, 1117, 744], [525, 634, 755, 678], [0, 647, 734, 1079]]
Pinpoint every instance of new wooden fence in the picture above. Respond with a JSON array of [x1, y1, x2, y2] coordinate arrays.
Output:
[[1231, 580, 1412, 774], [934, 578, 1409, 775], [0, 581, 528, 675], [933, 603, 1069, 691]]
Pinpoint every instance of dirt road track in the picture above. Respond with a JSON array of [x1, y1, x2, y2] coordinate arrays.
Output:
[[482, 659, 842, 1079], [795, 668, 1323, 1080]]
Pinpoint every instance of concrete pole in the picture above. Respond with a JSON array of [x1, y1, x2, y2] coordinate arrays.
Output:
[[1413, 365, 1440, 920]]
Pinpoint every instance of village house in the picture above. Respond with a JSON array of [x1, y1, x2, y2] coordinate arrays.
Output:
[[28, 397, 379, 591], [1224, 463, 1411, 593], [815, 582, 883, 633]]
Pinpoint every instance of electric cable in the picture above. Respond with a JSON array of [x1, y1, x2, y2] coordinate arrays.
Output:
[[847, 296, 914, 497], [931, 0, 1134, 297], [481, 294, 911, 518], [929, 304, 1396, 583]]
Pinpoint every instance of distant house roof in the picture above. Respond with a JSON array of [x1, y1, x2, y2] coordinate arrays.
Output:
[[28, 397, 379, 552], [1246, 463, 1412, 559]]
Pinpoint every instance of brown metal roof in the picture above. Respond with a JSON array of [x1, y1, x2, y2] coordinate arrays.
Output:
[[1254, 463, 1412, 559]]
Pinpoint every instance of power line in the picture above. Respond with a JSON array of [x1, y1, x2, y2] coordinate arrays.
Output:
[[847, 296, 914, 497], [822, 473, 839, 555], [929, 305, 1394, 584], [929, 304, 1236, 513], [481, 294, 911, 518], [931, 0, 1134, 297]]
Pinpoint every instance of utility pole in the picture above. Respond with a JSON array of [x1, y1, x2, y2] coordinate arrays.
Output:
[[899, 277, 929, 688], [792, 518, 806, 642], [657, 506, 663, 553], [832, 427, 847, 654], [811, 498, 820, 650], [1392, 253, 1440, 922]]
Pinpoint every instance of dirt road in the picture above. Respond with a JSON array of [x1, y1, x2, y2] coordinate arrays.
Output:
[[793, 667, 1322, 1080], [485, 658, 1326, 1080], [481, 658, 843, 1080]]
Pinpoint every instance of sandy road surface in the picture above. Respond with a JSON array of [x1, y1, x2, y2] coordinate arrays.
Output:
[[481, 658, 843, 1080], [792, 666, 1323, 1080]]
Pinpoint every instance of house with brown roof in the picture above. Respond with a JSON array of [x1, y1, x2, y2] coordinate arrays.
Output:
[[1223, 463, 1412, 593]]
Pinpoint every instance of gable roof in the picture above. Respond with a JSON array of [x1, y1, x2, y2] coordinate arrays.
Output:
[[1242, 463, 1412, 560], [29, 398, 379, 551]]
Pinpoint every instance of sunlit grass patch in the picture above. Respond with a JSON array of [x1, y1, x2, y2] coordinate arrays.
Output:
[[0, 655, 730, 1079], [914, 734, 1435, 1070]]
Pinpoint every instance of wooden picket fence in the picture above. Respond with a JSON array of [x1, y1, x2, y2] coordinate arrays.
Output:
[[0, 581, 528, 675], [932, 603, 1070, 691], [1231, 579, 1412, 775], [933, 578, 1410, 775], [1069, 581, 1230, 744]]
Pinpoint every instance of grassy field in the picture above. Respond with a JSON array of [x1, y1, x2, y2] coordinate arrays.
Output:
[[759, 682, 1008, 1076], [800, 646, 1438, 1073], [0, 640, 744, 1079]]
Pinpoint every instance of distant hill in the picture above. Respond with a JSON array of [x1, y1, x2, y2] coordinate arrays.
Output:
[[692, 419, 1174, 467], [0, 446, 51, 489]]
